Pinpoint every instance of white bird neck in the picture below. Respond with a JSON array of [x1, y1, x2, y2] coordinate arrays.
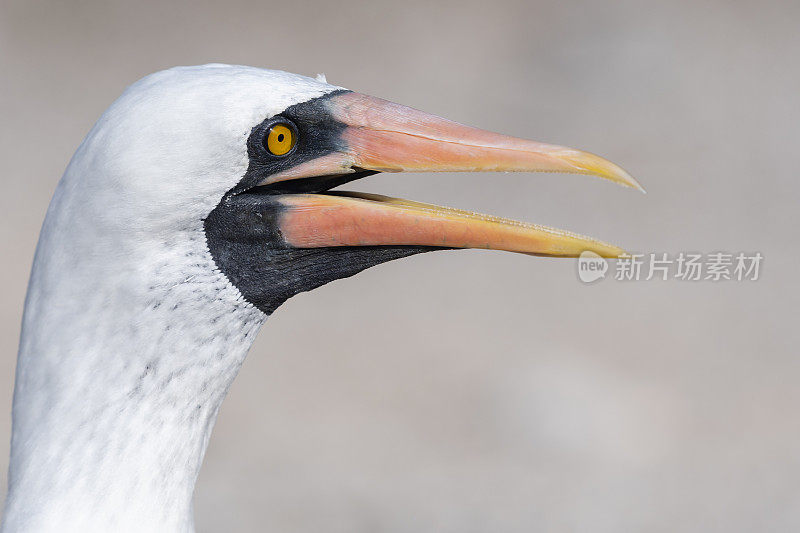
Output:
[[2, 189, 265, 532]]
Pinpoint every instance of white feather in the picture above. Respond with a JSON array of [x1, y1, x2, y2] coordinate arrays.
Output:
[[2, 65, 342, 533]]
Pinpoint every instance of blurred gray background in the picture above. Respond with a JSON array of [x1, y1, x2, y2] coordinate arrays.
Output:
[[1, 0, 798, 531]]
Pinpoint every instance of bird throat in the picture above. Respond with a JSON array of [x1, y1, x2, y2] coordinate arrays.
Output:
[[3, 229, 266, 532]]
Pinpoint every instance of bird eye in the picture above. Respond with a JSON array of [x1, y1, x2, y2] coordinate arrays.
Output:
[[264, 122, 297, 156]]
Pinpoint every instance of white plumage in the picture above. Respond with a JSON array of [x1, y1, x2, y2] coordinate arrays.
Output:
[[3, 63, 636, 533], [3, 65, 338, 532]]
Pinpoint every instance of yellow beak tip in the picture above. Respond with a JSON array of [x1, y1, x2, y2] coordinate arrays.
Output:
[[624, 173, 647, 194], [603, 166, 645, 193]]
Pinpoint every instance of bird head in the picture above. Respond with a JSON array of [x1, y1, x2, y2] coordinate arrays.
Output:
[[65, 64, 640, 315], [6, 65, 644, 532]]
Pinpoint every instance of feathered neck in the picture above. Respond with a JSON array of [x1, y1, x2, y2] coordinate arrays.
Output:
[[2, 187, 265, 532]]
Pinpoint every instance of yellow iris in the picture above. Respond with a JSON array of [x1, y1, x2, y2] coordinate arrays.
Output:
[[266, 123, 296, 156]]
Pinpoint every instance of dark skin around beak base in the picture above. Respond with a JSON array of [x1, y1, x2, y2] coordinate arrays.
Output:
[[204, 89, 642, 314]]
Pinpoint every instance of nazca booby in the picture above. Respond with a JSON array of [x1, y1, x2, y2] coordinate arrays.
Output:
[[2, 64, 640, 532]]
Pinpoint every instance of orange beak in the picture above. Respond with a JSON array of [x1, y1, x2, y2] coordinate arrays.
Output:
[[265, 91, 642, 258]]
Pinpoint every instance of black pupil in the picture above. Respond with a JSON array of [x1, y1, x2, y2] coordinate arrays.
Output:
[[277, 133, 285, 142]]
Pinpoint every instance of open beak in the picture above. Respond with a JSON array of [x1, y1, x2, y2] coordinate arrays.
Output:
[[266, 92, 641, 258]]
